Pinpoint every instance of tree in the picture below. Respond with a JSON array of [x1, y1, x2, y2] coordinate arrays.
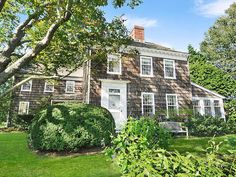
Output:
[[0, 0, 142, 88], [188, 45, 236, 121], [200, 2, 236, 77]]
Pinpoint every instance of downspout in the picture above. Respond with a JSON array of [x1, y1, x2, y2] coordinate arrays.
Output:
[[86, 51, 91, 104]]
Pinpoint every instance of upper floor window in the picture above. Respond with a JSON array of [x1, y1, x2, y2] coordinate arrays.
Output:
[[44, 81, 54, 93], [107, 54, 121, 75], [141, 92, 155, 115], [21, 80, 32, 92], [140, 56, 153, 76], [204, 100, 212, 116], [18, 101, 29, 115], [166, 94, 178, 117], [65, 81, 75, 93], [164, 59, 176, 79]]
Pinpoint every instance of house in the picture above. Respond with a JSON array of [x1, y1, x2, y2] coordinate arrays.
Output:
[[10, 26, 226, 130]]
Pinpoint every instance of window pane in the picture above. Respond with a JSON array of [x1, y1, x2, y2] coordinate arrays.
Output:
[[109, 89, 120, 94], [22, 81, 32, 91], [165, 67, 174, 77], [142, 93, 154, 115], [167, 95, 176, 106], [66, 81, 75, 93], [19, 102, 29, 114], [214, 100, 220, 106], [204, 107, 212, 116], [141, 58, 152, 75], [165, 60, 175, 78], [109, 95, 120, 110], [143, 105, 153, 115], [45, 81, 54, 92], [204, 100, 211, 106], [143, 94, 153, 105], [167, 95, 178, 117]]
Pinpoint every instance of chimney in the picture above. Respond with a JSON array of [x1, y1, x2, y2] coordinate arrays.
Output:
[[131, 25, 144, 42]]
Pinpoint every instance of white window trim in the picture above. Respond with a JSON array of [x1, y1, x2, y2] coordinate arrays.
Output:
[[192, 97, 225, 120], [164, 59, 176, 79], [140, 56, 153, 77], [20, 80, 32, 92], [44, 81, 54, 93], [141, 92, 155, 115], [65, 81, 75, 93], [166, 94, 179, 118], [107, 54, 122, 75], [18, 101, 29, 115]]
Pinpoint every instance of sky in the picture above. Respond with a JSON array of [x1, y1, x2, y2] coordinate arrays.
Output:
[[102, 0, 236, 52]]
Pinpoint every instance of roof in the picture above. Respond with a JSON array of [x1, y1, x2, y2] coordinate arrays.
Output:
[[191, 82, 226, 99], [131, 41, 188, 54]]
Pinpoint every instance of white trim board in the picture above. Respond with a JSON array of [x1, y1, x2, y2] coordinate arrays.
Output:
[[191, 82, 226, 99], [99, 79, 130, 84], [125, 46, 188, 61]]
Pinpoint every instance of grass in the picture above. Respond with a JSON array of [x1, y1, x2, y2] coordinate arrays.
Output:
[[0, 132, 121, 177], [1, 132, 236, 177], [169, 134, 236, 155]]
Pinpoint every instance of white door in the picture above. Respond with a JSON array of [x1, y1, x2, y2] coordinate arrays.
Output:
[[101, 82, 127, 130]]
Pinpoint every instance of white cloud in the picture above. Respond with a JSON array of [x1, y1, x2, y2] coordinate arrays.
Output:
[[123, 16, 157, 29], [195, 0, 236, 17]]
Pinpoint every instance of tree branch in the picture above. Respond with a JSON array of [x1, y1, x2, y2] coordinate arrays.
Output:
[[0, 0, 73, 86], [0, 75, 59, 98], [0, 0, 7, 12]]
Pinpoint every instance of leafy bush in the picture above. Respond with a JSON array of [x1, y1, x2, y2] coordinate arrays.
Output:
[[29, 103, 115, 151], [15, 115, 34, 130], [186, 115, 235, 136]]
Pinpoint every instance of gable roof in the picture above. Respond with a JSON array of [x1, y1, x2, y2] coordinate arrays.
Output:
[[191, 82, 226, 99]]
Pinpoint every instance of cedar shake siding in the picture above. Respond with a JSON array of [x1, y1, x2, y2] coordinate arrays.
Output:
[[11, 76, 83, 115], [89, 54, 192, 117], [192, 84, 219, 98]]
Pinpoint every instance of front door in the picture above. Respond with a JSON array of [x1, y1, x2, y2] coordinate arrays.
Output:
[[101, 81, 127, 130]]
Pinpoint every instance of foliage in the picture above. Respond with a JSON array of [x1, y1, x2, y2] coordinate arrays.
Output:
[[188, 46, 236, 98], [28, 103, 115, 151], [200, 2, 236, 76], [0, 79, 12, 124], [15, 115, 34, 130], [0, 0, 142, 87], [186, 115, 236, 137], [225, 99, 236, 121]]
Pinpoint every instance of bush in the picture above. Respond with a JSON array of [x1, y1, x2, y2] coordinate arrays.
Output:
[[15, 115, 34, 130], [186, 115, 235, 136], [28, 103, 115, 151]]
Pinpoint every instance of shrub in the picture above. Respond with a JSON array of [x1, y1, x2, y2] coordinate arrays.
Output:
[[15, 115, 34, 130], [29, 103, 115, 151], [186, 115, 235, 136]]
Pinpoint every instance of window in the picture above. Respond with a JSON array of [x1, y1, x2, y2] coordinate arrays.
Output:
[[108, 89, 121, 110], [44, 81, 54, 93], [204, 100, 212, 116], [107, 54, 121, 74], [193, 100, 201, 115], [21, 80, 32, 91], [164, 59, 176, 79], [65, 81, 75, 93], [18, 101, 29, 115], [214, 100, 222, 117], [140, 56, 153, 76], [166, 94, 178, 117], [142, 93, 155, 115]]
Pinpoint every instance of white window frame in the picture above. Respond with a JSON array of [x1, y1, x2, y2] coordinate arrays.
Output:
[[44, 81, 54, 93], [18, 101, 29, 115], [140, 56, 153, 77], [65, 81, 75, 93], [141, 92, 155, 115], [164, 59, 176, 79], [192, 97, 225, 120], [107, 54, 122, 75], [166, 94, 179, 118], [21, 80, 32, 92]]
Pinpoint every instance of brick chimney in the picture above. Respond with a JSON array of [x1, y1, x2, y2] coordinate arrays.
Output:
[[131, 26, 144, 42]]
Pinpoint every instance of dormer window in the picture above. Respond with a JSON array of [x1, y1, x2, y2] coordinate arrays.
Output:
[[107, 54, 121, 75], [21, 80, 32, 92], [140, 56, 153, 77], [164, 59, 176, 79]]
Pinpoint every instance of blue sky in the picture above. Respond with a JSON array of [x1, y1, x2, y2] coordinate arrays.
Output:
[[103, 0, 236, 52]]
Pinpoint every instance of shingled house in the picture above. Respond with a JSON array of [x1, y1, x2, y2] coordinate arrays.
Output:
[[10, 26, 226, 129]]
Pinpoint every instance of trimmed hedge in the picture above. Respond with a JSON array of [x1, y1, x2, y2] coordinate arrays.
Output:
[[28, 103, 115, 151]]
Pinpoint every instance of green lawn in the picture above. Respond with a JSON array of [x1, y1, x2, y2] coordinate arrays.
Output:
[[0, 132, 121, 177], [169, 134, 236, 155], [1, 133, 235, 177]]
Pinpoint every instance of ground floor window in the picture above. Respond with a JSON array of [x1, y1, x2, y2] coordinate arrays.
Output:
[[18, 101, 29, 115], [166, 94, 178, 117], [192, 97, 224, 118], [141, 92, 155, 116]]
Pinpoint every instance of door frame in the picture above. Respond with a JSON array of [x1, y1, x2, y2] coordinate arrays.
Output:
[[100, 79, 130, 129]]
